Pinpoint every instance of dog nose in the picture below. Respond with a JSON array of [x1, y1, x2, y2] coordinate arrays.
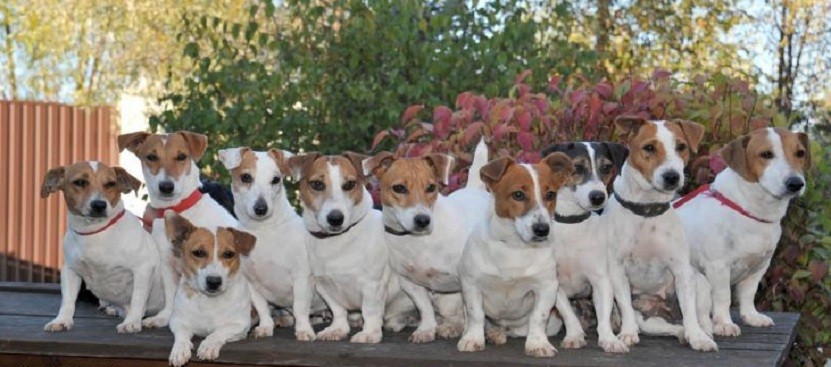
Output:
[[785, 176, 805, 193], [158, 181, 175, 194], [662, 171, 681, 188], [205, 276, 222, 291], [413, 214, 431, 230], [532, 222, 550, 238], [588, 190, 606, 206], [253, 198, 268, 216], [326, 210, 345, 227], [90, 200, 107, 214]]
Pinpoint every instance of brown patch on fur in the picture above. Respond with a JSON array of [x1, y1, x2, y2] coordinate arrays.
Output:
[[374, 157, 441, 209], [664, 120, 705, 164], [230, 148, 256, 191], [777, 128, 811, 171], [721, 129, 772, 182], [117, 131, 208, 180], [267, 148, 291, 176], [290, 153, 366, 213], [618, 121, 667, 182], [482, 153, 573, 219], [40, 162, 140, 215], [216, 228, 256, 276], [165, 213, 212, 277]]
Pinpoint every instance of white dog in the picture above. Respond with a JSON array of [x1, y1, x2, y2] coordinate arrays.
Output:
[[163, 212, 256, 367], [676, 128, 810, 337], [41, 161, 163, 334], [361, 140, 490, 343], [457, 152, 574, 357]]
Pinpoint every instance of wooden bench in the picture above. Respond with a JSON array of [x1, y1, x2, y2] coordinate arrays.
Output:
[[0, 282, 798, 366]]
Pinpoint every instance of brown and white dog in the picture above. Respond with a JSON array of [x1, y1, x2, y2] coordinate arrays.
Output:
[[457, 152, 574, 357], [603, 116, 717, 351], [41, 161, 164, 334], [287, 152, 416, 343], [676, 128, 810, 337]]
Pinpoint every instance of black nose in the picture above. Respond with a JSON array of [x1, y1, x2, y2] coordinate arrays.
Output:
[[532, 222, 550, 238], [413, 214, 431, 230], [326, 210, 345, 227], [588, 190, 606, 206], [90, 200, 107, 214], [158, 181, 175, 194], [662, 171, 681, 188], [785, 176, 805, 193], [205, 276, 222, 291], [253, 198, 268, 216]]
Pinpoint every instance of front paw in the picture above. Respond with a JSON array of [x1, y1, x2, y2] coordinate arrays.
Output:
[[350, 330, 382, 344], [687, 332, 718, 352], [44, 317, 73, 332], [168, 340, 193, 367], [742, 312, 774, 328], [713, 321, 741, 337], [316, 325, 349, 341], [436, 322, 464, 339], [253, 324, 274, 338], [117, 319, 142, 333], [295, 326, 316, 342], [599, 336, 629, 353], [196, 339, 223, 361], [142, 314, 170, 329], [560, 333, 587, 349], [617, 330, 639, 346], [409, 327, 435, 343], [486, 328, 507, 345], [525, 339, 558, 358], [457, 335, 485, 352]]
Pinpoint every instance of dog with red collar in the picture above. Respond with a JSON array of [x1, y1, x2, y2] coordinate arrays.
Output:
[[676, 128, 810, 337]]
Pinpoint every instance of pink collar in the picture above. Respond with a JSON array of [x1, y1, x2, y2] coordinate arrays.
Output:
[[673, 184, 773, 224], [74, 210, 127, 236]]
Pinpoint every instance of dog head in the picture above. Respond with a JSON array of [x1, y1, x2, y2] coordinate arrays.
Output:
[[165, 212, 255, 296], [287, 152, 369, 235], [720, 127, 810, 199], [41, 161, 141, 219], [481, 153, 574, 243], [117, 131, 207, 204], [362, 152, 455, 235], [615, 116, 704, 193], [542, 142, 628, 211], [218, 147, 292, 221]]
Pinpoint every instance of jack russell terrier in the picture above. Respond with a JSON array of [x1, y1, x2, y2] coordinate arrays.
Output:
[[361, 140, 491, 343], [542, 142, 630, 353], [604, 116, 717, 351], [675, 128, 810, 337], [287, 152, 417, 343], [41, 161, 163, 334], [117, 131, 270, 335], [218, 147, 328, 341], [164, 212, 256, 367], [457, 152, 574, 357]]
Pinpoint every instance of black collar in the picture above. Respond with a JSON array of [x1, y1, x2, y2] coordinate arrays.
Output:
[[613, 192, 671, 218], [308, 219, 362, 239], [553, 211, 592, 224], [384, 226, 412, 236]]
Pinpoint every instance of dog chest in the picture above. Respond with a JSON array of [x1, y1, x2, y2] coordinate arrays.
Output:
[[389, 244, 460, 292]]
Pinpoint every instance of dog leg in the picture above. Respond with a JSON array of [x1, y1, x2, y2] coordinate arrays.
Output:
[[434, 292, 465, 339], [351, 280, 386, 344], [143, 224, 175, 328], [196, 324, 248, 362], [673, 262, 717, 352], [609, 259, 639, 346], [315, 286, 350, 341], [292, 273, 316, 341], [249, 285, 275, 338], [705, 263, 741, 337], [554, 288, 586, 349], [737, 259, 775, 328], [118, 264, 154, 333], [635, 311, 684, 341], [694, 271, 714, 337], [591, 275, 629, 353], [168, 323, 193, 367], [457, 280, 486, 352], [524, 284, 559, 357], [399, 277, 436, 343], [44, 266, 83, 332]]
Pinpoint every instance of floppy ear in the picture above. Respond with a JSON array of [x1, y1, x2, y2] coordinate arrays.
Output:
[[41, 166, 66, 198], [117, 131, 150, 154], [797, 132, 812, 170], [424, 153, 456, 186], [227, 228, 256, 257], [177, 131, 208, 161], [719, 135, 753, 181], [267, 148, 293, 176], [217, 147, 250, 171], [287, 152, 322, 181], [164, 211, 196, 258], [540, 142, 574, 157], [113, 167, 142, 195], [362, 151, 396, 178], [602, 142, 629, 172], [342, 152, 369, 179], [480, 157, 514, 188], [614, 115, 648, 143], [542, 152, 575, 185], [673, 119, 706, 154]]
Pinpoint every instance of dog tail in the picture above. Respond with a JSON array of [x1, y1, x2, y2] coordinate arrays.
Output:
[[466, 138, 488, 190]]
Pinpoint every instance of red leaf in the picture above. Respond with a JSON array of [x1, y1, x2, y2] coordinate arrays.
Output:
[[515, 69, 533, 84], [371, 130, 390, 150], [492, 123, 518, 142], [652, 69, 672, 80], [434, 114, 450, 140], [548, 75, 562, 92], [595, 82, 613, 99], [433, 106, 452, 126], [401, 105, 424, 123], [517, 131, 534, 151], [709, 152, 727, 174], [809, 261, 828, 282], [498, 106, 515, 122], [462, 121, 486, 146], [517, 83, 531, 98], [516, 108, 532, 132], [406, 128, 429, 142], [456, 92, 475, 110]]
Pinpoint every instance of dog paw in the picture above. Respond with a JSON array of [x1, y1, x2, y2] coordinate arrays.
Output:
[[168, 341, 193, 367], [316, 325, 349, 341], [350, 330, 382, 344], [525, 339, 558, 358], [599, 337, 629, 353], [383, 316, 408, 333], [742, 312, 775, 328], [713, 322, 741, 337], [457, 336, 485, 352], [617, 331, 639, 346], [408, 328, 436, 343], [116, 319, 142, 333], [196, 339, 223, 361], [253, 324, 274, 338], [142, 314, 169, 329], [44, 318, 73, 332], [347, 314, 364, 329], [436, 322, 464, 339], [687, 334, 718, 352], [274, 314, 295, 328], [485, 329, 507, 345], [560, 333, 587, 349], [295, 327, 316, 342]]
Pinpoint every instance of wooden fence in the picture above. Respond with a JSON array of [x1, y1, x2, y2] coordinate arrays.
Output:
[[0, 101, 118, 283]]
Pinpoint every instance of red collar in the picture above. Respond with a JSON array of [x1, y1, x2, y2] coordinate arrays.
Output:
[[142, 190, 203, 229], [673, 184, 773, 224], [74, 210, 127, 236]]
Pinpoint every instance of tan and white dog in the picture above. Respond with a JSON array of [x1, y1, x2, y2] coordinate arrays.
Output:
[[603, 116, 717, 351], [542, 142, 630, 353], [163, 212, 256, 367], [676, 128, 810, 337], [361, 140, 491, 343], [457, 152, 574, 357], [287, 152, 416, 344], [41, 161, 163, 334], [218, 147, 327, 341]]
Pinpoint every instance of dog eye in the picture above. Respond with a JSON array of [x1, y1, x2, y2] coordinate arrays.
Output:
[[146, 154, 158, 162], [512, 191, 526, 201], [392, 184, 408, 194], [240, 173, 253, 183], [271, 176, 281, 185], [309, 180, 326, 191], [545, 191, 556, 201], [795, 149, 806, 158], [103, 181, 116, 189], [574, 165, 586, 175], [73, 179, 88, 188], [643, 144, 656, 153], [425, 184, 437, 193], [342, 180, 357, 191], [760, 151, 774, 159], [175, 153, 188, 161], [191, 249, 207, 258], [676, 143, 687, 152], [599, 163, 613, 175], [221, 250, 235, 259]]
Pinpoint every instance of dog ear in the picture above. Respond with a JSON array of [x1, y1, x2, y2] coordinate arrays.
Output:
[[41, 166, 66, 198], [217, 147, 250, 171], [797, 132, 812, 170], [177, 131, 209, 161], [480, 157, 514, 188], [117, 132, 150, 154], [542, 152, 575, 186], [672, 119, 706, 154], [362, 151, 396, 178], [540, 142, 574, 157], [164, 211, 195, 258], [113, 167, 142, 195], [227, 228, 256, 257], [342, 152, 369, 179], [602, 142, 629, 172], [287, 152, 322, 182], [424, 153, 456, 186], [719, 135, 753, 181], [267, 148, 293, 176], [614, 115, 649, 143]]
